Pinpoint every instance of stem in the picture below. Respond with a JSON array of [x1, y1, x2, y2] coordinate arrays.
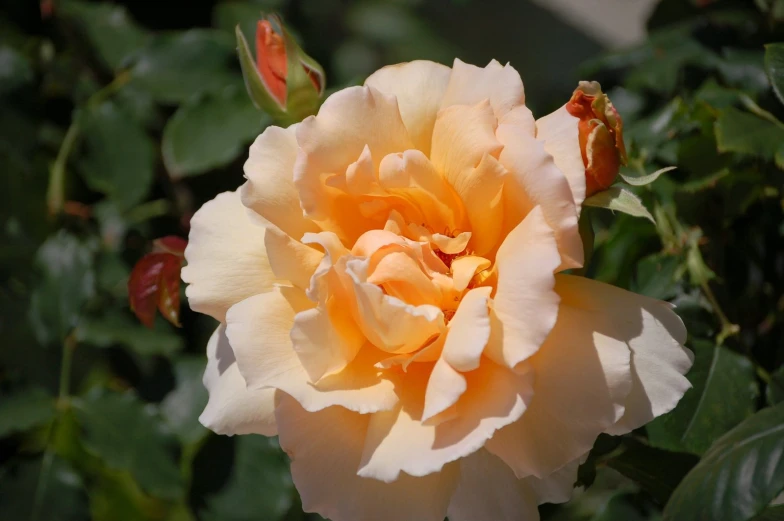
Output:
[[46, 72, 132, 216], [30, 334, 76, 521], [125, 199, 172, 225], [700, 280, 740, 345]]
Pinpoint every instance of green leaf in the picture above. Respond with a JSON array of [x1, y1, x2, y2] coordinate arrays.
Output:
[[28, 231, 96, 346], [75, 310, 183, 357], [754, 505, 784, 521], [89, 469, 167, 521], [715, 107, 784, 159], [61, 1, 149, 70], [78, 102, 155, 210], [664, 402, 784, 521], [765, 43, 784, 106], [620, 166, 677, 186], [203, 436, 293, 521], [768, 367, 784, 405], [162, 87, 268, 178], [647, 340, 759, 455], [74, 391, 184, 500], [0, 45, 34, 95], [632, 253, 680, 300], [606, 440, 699, 505], [130, 30, 237, 104], [591, 492, 656, 521], [160, 357, 208, 444], [0, 457, 88, 521], [583, 187, 655, 223], [0, 387, 56, 437]]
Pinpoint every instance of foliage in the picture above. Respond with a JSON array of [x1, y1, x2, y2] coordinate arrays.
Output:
[[1, 0, 783, 520]]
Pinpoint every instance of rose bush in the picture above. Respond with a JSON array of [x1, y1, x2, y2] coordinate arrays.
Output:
[[183, 59, 693, 521]]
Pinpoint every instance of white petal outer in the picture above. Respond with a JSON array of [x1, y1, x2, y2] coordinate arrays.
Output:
[[485, 276, 635, 479], [440, 59, 526, 120], [358, 360, 533, 482], [553, 275, 692, 435], [489, 206, 562, 369], [447, 449, 540, 521], [226, 286, 399, 414], [522, 455, 582, 505], [241, 125, 320, 239], [365, 60, 451, 156], [275, 393, 459, 521], [199, 325, 277, 436], [535, 106, 587, 211], [498, 112, 584, 270], [182, 190, 279, 322]]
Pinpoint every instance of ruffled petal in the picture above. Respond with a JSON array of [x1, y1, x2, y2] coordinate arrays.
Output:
[[487, 206, 561, 369], [485, 275, 635, 479], [552, 276, 692, 435], [365, 60, 451, 155], [199, 325, 277, 436], [241, 125, 320, 239], [358, 360, 533, 481], [226, 286, 399, 414], [440, 59, 526, 120], [535, 106, 586, 210], [276, 393, 459, 521], [263, 224, 323, 290], [182, 190, 279, 322]]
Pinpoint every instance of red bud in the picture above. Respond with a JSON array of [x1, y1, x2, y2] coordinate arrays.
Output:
[[128, 242, 186, 328]]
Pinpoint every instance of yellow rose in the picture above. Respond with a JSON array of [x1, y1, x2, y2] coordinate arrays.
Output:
[[183, 59, 693, 521]]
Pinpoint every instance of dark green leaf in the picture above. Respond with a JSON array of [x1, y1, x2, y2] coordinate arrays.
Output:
[[74, 391, 184, 500], [75, 310, 183, 357], [160, 357, 208, 444], [89, 469, 167, 521], [715, 107, 784, 159], [162, 87, 268, 178], [0, 387, 56, 437], [0, 457, 88, 521], [647, 340, 758, 454], [584, 187, 655, 223], [632, 253, 680, 300], [78, 102, 155, 210], [591, 492, 655, 521], [130, 30, 237, 104], [765, 43, 784, 106], [768, 367, 784, 405], [606, 440, 699, 505], [664, 402, 784, 521], [754, 505, 784, 521], [0, 45, 34, 95], [61, 1, 149, 70], [203, 436, 293, 521], [28, 231, 96, 346]]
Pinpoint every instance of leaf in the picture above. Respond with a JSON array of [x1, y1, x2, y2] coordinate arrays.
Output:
[[162, 87, 268, 178], [0, 45, 34, 95], [28, 231, 96, 346], [89, 469, 167, 521], [647, 340, 759, 455], [715, 107, 784, 159], [754, 505, 784, 521], [128, 252, 183, 328], [768, 367, 784, 405], [663, 402, 784, 521], [60, 1, 149, 70], [78, 102, 155, 211], [160, 357, 208, 444], [202, 436, 294, 521], [606, 440, 699, 505], [765, 43, 784, 106], [620, 166, 677, 186], [583, 187, 655, 223], [73, 391, 184, 500], [632, 252, 680, 300], [130, 29, 237, 104], [0, 387, 56, 437], [75, 310, 183, 357], [0, 457, 88, 521], [591, 492, 656, 521]]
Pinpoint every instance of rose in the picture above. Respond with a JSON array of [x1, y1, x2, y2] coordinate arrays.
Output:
[[183, 59, 692, 521]]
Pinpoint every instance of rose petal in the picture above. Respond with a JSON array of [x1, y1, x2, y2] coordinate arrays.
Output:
[[440, 59, 526, 120], [365, 60, 452, 155], [264, 224, 323, 290], [276, 393, 459, 521], [199, 325, 277, 436], [182, 190, 279, 322], [226, 286, 399, 414], [535, 106, 586, 211]]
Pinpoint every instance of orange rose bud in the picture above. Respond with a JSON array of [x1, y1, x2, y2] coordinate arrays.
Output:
[[566, 81, 627, 197]]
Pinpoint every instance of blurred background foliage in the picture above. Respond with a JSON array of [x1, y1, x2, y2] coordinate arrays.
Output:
[[1, 0, 784, 520]]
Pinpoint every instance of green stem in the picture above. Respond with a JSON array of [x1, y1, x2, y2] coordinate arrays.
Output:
[[700, 280, 740, 345], [125, 199, 172, 225], [46, 72, 132, 216]]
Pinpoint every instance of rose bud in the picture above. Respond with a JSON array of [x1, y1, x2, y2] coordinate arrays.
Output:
[[236, 15, 325, 125], [566, 81, 627, 197]]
